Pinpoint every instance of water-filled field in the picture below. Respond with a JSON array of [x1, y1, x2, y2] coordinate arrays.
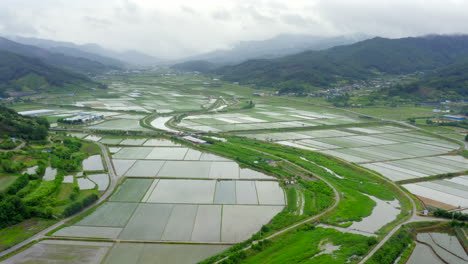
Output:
[[82, 155, 104, 171], [87, 119, 150, 131], [55, 175, 284, 243], [2, 240, 113, 264], [403, 175, 468, 208], [178, 106, 362, 132], [243, 126, 466, 182], [407, 232, 468, 264]]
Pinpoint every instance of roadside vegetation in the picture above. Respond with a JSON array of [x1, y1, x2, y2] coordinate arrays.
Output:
[[194, 135, 413, 264], [0, 108, 104, 251]]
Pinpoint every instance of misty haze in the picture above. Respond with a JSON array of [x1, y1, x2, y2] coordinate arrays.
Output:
[[0, 1, 467, 264]]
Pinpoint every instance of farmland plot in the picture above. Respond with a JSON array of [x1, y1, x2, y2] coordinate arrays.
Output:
[[88, 119, 150, 132], [77, 178, 95, 190], [110, 178, 153, 202], [179, 106, 361, 132], [407, 233, 468, 264], [103, 243, 229, 264], [77, 202, 138, 227], [88, 174, 109, 191], [124, 160, 165, 177], [83, 155, 104, 171], [221, 205, 284, 242], [54, 226, 123, 239], [112, 159, 136, 176], [119, 138, 147, 146], [43, 167, 57, 181], [3, 240, 112, 264], [403, 176, 468, 208]]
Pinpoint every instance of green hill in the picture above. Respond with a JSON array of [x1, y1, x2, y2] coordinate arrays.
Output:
[[0, 105, 49, 140], [218, 35, 468, 89], [387, 60, 468, 99], [0, 51, 106, 96]]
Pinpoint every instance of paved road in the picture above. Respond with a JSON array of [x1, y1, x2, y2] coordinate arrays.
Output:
[[0, 142, 117, 259]]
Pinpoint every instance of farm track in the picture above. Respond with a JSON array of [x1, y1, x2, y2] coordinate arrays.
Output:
[[0, 142, 117, 259], [0, 141, 25, 152]]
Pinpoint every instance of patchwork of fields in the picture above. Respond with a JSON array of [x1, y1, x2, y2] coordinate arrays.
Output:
[[52, 142, 285, 245], [407, 232, 468, 264], [178, 105, 362, 132], [403, 175, 468, 209], [3, 240, 229, 264], [7, 73, 468, 264], [241, 125, 468, 182]]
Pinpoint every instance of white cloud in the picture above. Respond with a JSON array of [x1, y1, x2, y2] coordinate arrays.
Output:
[[0, 0, 467, 59]]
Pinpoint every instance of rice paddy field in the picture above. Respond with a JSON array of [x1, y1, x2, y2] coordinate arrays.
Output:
[[3, 240, 229, 264], [57, 176, 285, 243], [40, 74, 241, 115], [7, 74, 468, 264], [406, 232, 468, 264], [41, 141, 286, 264], [241, 125, 468, 182], [178, 104, 363, 132], [403, 175, 468, 209]]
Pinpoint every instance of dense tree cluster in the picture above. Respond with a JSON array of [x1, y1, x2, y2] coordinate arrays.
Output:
[[434, 208, 468, 221], [0, 106, 49, 140]]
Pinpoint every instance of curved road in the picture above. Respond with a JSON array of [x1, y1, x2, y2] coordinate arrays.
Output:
[[213, 145, 342, 264], [2, 105, 457, 262], [0, 142, 117, 259]]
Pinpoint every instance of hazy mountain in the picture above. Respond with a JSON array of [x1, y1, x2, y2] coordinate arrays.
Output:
[[171, 60, 218, 73], [8, 36, 160, 66], [0, 37, 116, 74], [182, 34, 370, 65], [0, 50, 105, 96], [218, 35, 468, 89]]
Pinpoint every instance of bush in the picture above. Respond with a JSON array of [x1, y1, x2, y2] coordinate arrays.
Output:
[[6, 174, 29, 195], [434, 209, 468, 221], [0, 195, 30, 228], [61, 193, 98, 217]]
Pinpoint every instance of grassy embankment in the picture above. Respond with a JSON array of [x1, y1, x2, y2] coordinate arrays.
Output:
[[194, 136, 412, 264]]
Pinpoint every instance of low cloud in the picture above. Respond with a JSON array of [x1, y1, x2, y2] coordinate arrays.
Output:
[[0, 0, 467, 59]]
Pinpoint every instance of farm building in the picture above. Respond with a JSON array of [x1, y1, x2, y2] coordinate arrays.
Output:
[[18, 109, 56, 116], [62, 113, 103, 124]]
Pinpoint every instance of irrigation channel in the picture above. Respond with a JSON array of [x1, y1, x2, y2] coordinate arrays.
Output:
[[0, 108, 453, 263]]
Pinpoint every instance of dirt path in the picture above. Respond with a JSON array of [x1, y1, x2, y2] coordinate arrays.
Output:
[[0, 141, 25, 152]]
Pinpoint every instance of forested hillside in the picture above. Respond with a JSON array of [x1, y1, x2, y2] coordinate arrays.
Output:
[[0, 51, 106, 96], [218, 35, 468, 89], [0, 105, 49, 140], [387, 60, 468, 99]]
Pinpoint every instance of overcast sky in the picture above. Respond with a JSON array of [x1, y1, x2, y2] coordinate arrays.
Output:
[[1, 0, 468, 59]]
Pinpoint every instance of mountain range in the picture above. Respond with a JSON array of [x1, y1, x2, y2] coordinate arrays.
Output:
[[8, 36, 160, 66], [215, 35, 468, 96], [181, 34, 370, 66], [0, 50, 105, 97]]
